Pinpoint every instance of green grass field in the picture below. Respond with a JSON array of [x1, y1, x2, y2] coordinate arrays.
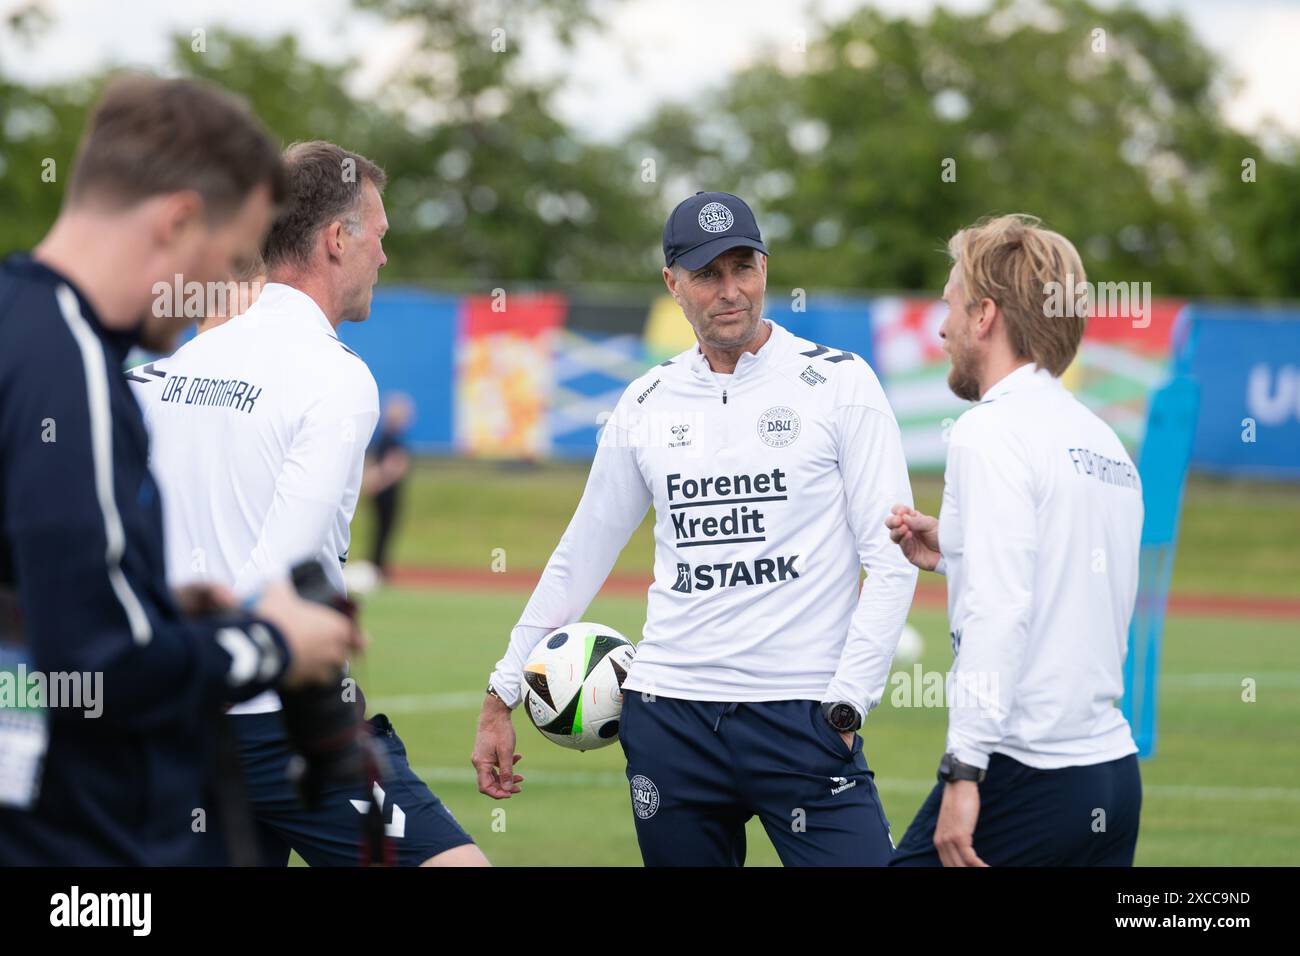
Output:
[[355, 459, 1300, 598], [334, 460, 1300, 866]]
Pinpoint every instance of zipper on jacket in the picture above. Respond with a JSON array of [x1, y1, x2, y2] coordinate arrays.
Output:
[[722, 389, 727, 405]]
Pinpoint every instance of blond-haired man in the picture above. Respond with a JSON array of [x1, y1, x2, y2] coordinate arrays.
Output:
[[887, 214, 1143, 867]]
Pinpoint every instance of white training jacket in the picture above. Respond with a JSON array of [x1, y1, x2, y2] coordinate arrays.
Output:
[[130, 283, 379, 715], [489, 319, 919, 720], [936, 363, 1141, 770]]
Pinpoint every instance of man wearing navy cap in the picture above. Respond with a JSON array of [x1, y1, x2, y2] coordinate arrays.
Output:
[[475, 191, 918, 866]]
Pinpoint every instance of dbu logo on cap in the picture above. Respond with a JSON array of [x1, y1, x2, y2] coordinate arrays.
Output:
[[697, 202, 734, 233]]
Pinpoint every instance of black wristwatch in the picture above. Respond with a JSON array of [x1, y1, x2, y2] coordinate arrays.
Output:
[[821, 701, 862, 733], [937, 751, 986, 784]]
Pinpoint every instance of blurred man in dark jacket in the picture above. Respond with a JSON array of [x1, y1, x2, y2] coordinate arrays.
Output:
[[0, 75, 360, 865]]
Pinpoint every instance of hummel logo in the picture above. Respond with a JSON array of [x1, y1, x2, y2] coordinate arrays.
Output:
[[350, 782, 406, 838], [124, 362, 167, 385], [830, 776, 857, 795], [668, 423, 691, 448]]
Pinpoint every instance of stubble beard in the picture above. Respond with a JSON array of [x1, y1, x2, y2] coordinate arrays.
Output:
[[947, 337, 983, 402], [697, 301, 759, 352]]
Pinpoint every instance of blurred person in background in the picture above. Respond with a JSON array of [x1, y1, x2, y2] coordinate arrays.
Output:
[[0, 75, 360, 866], [199, 250, 266, 335], [363, 392, 415, 582]]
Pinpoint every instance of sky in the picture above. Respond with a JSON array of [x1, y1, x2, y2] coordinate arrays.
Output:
[[1, 0, 1296, 142]]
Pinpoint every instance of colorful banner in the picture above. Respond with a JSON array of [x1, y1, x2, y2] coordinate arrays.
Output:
[[334, 286, 1297, 481], [870, 296, 1187, 468], [454, 293, 565, 459], [550, 297, 653, 457], [870, 297, 960, 468]]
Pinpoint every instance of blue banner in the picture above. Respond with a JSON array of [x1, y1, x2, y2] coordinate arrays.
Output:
[[338, 287, 459, 453], [1178, 306, 1300, 479], [766, 295, 875, 368]]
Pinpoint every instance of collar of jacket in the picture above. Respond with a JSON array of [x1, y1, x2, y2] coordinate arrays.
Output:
[[978, 361, 1055, 404], [687, 318, 786, 383], [255, 282, 338, 338]]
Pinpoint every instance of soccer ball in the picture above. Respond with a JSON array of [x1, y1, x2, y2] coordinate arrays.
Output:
[[522, 622, 635, 751], [894, 623, 925, 666], [341, 559, 382, 596]]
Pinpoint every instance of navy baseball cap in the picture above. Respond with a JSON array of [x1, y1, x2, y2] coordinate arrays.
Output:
[[663, 191, 768, 270]]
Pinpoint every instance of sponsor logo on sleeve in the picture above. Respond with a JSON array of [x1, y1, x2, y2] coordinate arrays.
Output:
[[800, 365, 827, 387]]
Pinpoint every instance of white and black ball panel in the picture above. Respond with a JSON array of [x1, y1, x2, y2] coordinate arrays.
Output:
[[522, 622, 635, 751]]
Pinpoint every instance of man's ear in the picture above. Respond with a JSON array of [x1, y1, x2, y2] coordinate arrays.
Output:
[[324, 220, 346, 263], [663, 265, 679, 300], [153, 191, 204, 248], [973, 297, 999, 340]]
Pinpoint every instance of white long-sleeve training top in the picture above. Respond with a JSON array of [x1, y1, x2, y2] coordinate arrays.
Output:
[[490, 319, 919, 719], [130, 283, 379, 715], [937, 363, 1142, 770]]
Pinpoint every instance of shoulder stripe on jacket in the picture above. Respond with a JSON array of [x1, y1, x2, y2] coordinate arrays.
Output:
[[55, 284, 152, 645]]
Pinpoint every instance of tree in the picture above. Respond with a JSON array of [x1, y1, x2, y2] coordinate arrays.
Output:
[[3, 1, 662, 284], [0, 6, 96, 256], [626, 0, 1300, 299], [344, 0, 662, 282]]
